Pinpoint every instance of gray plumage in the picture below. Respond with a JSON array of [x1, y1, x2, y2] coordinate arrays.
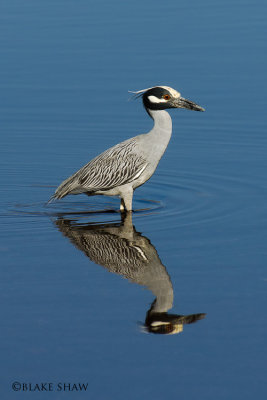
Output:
[[50, 85, 204, 211], [52, 137, 147, 200]]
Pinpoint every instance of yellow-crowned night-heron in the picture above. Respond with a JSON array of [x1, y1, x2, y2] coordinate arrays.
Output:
[[50, 86, 204, 211]]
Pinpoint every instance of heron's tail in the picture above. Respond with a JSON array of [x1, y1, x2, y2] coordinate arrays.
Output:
[[47, 194, 56, 204], [49, 174, 80, 202]]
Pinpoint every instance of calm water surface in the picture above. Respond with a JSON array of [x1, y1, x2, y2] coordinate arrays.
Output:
[[1, 0, 267, 399]]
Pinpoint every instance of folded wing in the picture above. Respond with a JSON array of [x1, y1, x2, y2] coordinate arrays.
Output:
[[52, 138, 148, 199]]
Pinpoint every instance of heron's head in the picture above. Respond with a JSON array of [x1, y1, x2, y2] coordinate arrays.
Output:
[[131, 86, 205, 112]]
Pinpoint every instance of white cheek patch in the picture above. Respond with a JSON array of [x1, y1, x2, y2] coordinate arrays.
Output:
[[147, 95, 167, 104]]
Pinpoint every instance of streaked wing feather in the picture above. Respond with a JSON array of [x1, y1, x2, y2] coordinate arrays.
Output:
[[76, 138, 147, 191]]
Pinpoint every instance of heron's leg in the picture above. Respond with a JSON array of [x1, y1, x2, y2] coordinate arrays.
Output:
[[120, 198, 125, 212], [120, 188, 133, 212]]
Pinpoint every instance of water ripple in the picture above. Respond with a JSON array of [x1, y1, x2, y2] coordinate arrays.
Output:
[[133, 168, 265, 230], [4, 166, 265, 232]]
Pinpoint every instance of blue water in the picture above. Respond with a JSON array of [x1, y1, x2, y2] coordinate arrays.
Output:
[[1, 0, 267, 399]]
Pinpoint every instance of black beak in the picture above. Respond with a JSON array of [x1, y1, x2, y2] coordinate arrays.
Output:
[[172, 97, 205, 112]]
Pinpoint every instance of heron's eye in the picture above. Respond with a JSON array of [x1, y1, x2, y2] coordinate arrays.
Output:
[[163, 94, 170, 100]]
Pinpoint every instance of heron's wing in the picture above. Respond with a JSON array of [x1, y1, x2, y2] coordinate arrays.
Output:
[[52, 137, 148, 199], [75, 138, 148, 191]]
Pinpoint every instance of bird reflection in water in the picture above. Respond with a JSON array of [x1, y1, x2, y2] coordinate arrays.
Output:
[[54, 213, 206, 335]]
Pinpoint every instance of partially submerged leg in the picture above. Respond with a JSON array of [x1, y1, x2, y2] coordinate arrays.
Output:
[[120, 188, 133, 212], [120, 198, 126, 212]]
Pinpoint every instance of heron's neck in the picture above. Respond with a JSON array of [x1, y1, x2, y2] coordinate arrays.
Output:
[[147, 109, 172, 139]]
